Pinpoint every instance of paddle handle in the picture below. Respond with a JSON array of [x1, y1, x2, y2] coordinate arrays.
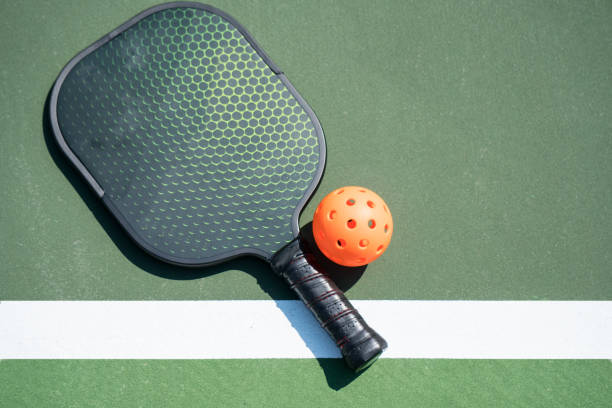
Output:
[[270, 238, 387, 371]]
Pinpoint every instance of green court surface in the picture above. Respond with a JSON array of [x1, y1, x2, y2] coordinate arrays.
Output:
[[1, 360, 610, 407], [1, 0, 611, 406]]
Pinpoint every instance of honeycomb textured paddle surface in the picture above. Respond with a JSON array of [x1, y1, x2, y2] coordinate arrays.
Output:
[[56, 6, 322, 263]]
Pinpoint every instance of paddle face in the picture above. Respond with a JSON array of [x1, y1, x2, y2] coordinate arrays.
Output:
[[51, 3, 325, 265]]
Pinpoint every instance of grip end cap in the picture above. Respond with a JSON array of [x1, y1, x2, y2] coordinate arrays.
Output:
[[343, 332, 388, 372]]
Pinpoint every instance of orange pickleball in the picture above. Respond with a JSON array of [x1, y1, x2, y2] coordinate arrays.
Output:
[[313, 186, 393, 267]]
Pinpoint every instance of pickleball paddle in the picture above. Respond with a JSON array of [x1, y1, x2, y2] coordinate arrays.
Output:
[[49, 2, 387, 371]]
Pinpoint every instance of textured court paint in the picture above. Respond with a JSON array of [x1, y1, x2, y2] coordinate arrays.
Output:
[[2, 0, 612, 301], [0, 360, 611, 407], [1, 1, 612, 405], [2, 301, 611, 359]]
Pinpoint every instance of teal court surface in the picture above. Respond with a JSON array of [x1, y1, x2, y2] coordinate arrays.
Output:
[[1, 0, 611, 406]]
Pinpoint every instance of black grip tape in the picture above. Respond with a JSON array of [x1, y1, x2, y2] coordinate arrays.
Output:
[[271, 238, 388, 371]]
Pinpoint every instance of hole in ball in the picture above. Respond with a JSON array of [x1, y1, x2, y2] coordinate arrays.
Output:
[[346, 199, 356, 206], [335, 189, 344, 195], [368, 219, 376, 229], [359, 239, 369, 248], [337, 238, 347, 248], [329, 210, 337, 220], [384, 224, 389, 233], [367, 200, 375, 208], [376, 244, 384, 253], [347, 219, 356, 229]]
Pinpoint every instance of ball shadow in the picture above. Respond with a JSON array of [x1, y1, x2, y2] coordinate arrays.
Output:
[[299, 222, 366, 292]]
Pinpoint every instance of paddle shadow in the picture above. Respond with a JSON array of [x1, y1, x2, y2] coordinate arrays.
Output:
[[43, 86, 367, 388], [317, 358, 366, 389]]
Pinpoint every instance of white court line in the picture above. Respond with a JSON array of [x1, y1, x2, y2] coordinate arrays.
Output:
[[1, 301, 610, 359]]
